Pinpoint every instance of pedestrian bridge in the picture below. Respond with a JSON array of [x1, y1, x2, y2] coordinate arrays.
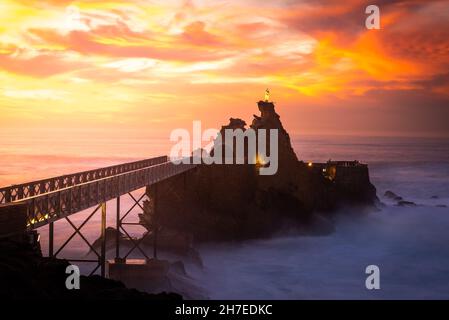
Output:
[[0, 156, 196, 228], [0, 156, 197, 276]]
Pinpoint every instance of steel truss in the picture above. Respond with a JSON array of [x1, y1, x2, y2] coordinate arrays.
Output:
[[49, 203, 107, 276], [48, 186, 159, 277], [116, 190, 151, 261]]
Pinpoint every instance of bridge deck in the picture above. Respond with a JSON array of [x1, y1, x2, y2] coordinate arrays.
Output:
[[0, 157, 196, 229], [0, 156, 168, 204]]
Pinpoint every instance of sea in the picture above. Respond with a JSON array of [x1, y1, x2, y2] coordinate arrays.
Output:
[[1, 130, 449, 299]]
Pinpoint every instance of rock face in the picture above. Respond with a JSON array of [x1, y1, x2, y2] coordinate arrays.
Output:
[[143, 101, 378, 241]]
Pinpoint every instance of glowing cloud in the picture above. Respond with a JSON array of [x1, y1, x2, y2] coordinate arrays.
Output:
[[0, 0, 448, 136]]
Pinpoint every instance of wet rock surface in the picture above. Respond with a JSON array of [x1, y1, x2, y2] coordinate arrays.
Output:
[[384, 190, 403, 201], [384, 190, 399, 199], [383, 190, 442, 208], [396, 200, 417, 207]]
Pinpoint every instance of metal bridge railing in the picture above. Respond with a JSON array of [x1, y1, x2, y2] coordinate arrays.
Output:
[[0, 156, 168, 204], [19, 160, 196, 229]]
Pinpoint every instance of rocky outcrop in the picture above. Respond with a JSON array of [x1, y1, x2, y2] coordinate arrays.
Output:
[[384, 190, 403, 201], [396, 200, 417, 207], [142, 101, 378, 241], [384, 190, 421, 207]]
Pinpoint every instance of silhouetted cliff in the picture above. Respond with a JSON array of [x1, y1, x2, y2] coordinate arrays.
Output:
[[143, 101, 378, 241]]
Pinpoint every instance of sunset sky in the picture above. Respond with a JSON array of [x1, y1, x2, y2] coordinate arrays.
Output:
[[0, 0, 448, 138]]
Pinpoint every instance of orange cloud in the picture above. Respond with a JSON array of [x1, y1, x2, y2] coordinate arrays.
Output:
[[275, 0, 449, 96], [0, 0, 448, 137], [0, 47, 86, 77], [27, 24, 231, 62], [181, 21, 222, 46]]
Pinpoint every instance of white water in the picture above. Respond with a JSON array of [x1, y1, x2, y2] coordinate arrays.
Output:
[[188, 136, 449, 299]]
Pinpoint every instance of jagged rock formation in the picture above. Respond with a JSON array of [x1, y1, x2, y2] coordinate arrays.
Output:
[[143, 101, 378, 241], [251, 101, 298, 164]]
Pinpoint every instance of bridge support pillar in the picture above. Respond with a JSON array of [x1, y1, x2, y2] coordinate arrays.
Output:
[[115, 196, 120, 260], [49, 222, 54, 257], [100, 202, 106, 277], [153, 184, 158, 259]]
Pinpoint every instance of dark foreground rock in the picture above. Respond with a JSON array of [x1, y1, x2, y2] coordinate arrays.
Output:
[[0, 233, 182, 300], [142, 101, 379, 242]]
